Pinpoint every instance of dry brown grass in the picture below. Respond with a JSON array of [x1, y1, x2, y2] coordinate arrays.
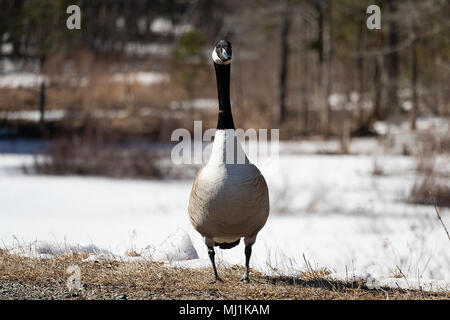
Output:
[[32, 138, 164, 179], [0, 88, 38, 111], [416, 130, 450, 155], [27, 119, 199, 180], [409, 155, 450, 208], [0, 253, 448, 300], [372, 159, 385, 176], [409, 176, 450, 207]]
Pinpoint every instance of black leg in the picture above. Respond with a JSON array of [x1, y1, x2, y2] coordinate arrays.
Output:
[[208, 246, 223, 283], [240, 245, 252, 282]]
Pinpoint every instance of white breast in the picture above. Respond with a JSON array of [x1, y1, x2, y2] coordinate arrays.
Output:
[[208, 129, 248, 164], [202, 129, 253, 188]]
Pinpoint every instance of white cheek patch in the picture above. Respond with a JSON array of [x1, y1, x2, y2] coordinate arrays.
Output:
[[212, 49, 232, 65]]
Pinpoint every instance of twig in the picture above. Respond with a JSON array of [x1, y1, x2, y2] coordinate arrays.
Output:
[[345, 265, 348, 283], [417, 270, 422, 292], [302, 253, 337, 291], [434, 203, 450, 242], [396, 266, 410, 288], [302, 253, 313, 274]]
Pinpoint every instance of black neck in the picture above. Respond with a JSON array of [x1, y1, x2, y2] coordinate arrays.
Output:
[[214, 63, 235, 130]]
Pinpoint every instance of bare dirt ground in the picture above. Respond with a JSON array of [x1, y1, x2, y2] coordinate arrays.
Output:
[[0, 253, 448, 300]]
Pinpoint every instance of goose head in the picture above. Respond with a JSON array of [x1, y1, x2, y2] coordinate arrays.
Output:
[[212, 40, 232, 65]]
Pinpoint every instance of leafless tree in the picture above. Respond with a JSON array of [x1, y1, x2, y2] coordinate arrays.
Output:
[[277, 0, 291, 126]]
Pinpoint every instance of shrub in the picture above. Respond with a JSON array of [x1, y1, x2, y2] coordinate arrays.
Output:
[[30, 119, 165, 179], [409, 175, 450, 207]]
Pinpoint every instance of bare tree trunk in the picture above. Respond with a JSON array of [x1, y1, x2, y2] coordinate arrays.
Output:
[[410, 32, 418, 130], [314, 1, 324, 133], [386, 0, 400, 124], [299, 15, 309, 135], [39, 80, 46, 127], [340, 115, 350, 154], [277, 0, 291, 126], [322, 0, 332, 137], [356, 17, 366, 125], [373, 55, 383, 120]]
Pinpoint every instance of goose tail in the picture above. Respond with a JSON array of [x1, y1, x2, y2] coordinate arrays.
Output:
[[214, 238, 240, 249]]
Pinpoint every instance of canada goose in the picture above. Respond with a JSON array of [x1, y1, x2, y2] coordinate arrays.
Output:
[[188, 40, 270, 283]]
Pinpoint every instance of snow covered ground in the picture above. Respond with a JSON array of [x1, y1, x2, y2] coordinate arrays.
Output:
[[0, 70, 168, 89], [0, 143, 449, 291]]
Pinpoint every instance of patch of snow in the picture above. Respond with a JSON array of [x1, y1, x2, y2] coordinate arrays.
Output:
[[329, 272, 449, 292], [80, 229, 198, 263], [0, 110, 65, 122], [115, 17, 126, 30], [373, 117, 450, 137], [150, 17, 193, 36], [0, 154, 34, 171], [1, 43, 13, 55], [373, 121, 389, 136], [113, 72, 169, 86], [169, 99, 218, 111], [8, 240, 109, 259], [124, 42, 171, 57], [0, 72, 49, 88], [0, 58, 40, 73], [328, 93, 346, 108], [402, 100, 413, 111], [91, 109, 128, 119], [0, 109, 138, 122], [416, 117, 450, 131], [150, 18, 173, 34], [82, 253, 117, 262], [147, 228, 199, 261], [328, 92, 371, 111]]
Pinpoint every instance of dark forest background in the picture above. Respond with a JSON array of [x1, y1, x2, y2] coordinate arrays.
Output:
[[1, 0, 449, 134], [0, 0, 449, 177]]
